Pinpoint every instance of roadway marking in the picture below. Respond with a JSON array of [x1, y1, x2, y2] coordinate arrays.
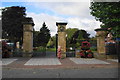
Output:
[[69, 58, 110, 64], [2, 59, 18, 65], [107, 59, 118, 62], [24, 58, 61, 65]]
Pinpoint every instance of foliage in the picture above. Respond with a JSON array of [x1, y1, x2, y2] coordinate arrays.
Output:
[[33, 31, 40, 47], [66, 28, 78, 41], [46, 48, 56, 52], [47, 38, 54, 48], [51, 36, 57, 47], [90, 47, 97, 52], [33, 46, 46, 52], [69, 29, 90, 48], [66, 28, 79, 47], [90, 2, 120, 38], [2, 6, 26, 45], [37, 22, 51, 47]]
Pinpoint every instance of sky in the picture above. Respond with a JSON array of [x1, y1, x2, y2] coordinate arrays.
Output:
[[0, 1, 102, 37]]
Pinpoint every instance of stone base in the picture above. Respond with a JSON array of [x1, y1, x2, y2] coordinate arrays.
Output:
[[98, 54, 107, 59], [75, 52, 80, 58], [23, 53, 32, 57], [94, 53, 107, 59], [61, 53, 66, 59], [93, 53, 98, 58], [106, 55, 118, 59], [75, 55, 80, 58]]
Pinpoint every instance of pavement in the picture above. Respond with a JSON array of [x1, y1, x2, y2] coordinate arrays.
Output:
[[1, 52, 120, 78], [2, 57, 119, 69]]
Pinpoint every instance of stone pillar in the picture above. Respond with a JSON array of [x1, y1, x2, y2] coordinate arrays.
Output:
[[56, 22, 67, 58], [95, 28, 107, 59], [22, 17, 34, 57]]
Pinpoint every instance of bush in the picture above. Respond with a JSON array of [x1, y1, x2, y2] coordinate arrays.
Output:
[[90, 46, 97, 52], [37, 46, 46, 52], [46, 48, 56, 52]]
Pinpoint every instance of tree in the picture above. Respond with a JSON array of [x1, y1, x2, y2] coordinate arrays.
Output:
[[66, 28, 79, 47], [37, 22, 51, 47], [47, 38, 54, 48], [48, 35, 57, 48], [90, 2, 120, 38], [33, 31, 40, 47], [2, 6, 26, 45], [66, 28, 79, 40], [70, 29, 90, 48]]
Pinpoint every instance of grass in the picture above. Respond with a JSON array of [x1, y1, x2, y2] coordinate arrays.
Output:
[[33, 46, 46, 52], [46, 48, 56, 52], [33, 46, 56, 52]]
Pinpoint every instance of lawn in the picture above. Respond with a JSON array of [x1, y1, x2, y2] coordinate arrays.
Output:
[[46, 48, 56, 52]]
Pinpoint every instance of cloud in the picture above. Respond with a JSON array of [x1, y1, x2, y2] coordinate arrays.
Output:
[[0, 7, 4, 20], [2, 0, 117, 2], [24, 0, 90, 2], [67, 17, 101, 37], [2, 0, 88, 2], [26, 2, 91, 18], [27, 12, 101, 37], [27, 12, 65, 36], [50, 2, 91, 17], [0, 10, 1, 20], [25, 2, 102, 37]]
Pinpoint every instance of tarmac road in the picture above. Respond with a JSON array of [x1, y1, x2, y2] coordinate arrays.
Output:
[[2, 67, 118, 78]]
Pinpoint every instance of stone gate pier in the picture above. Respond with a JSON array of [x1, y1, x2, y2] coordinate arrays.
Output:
[[56, 22, 67, 58], [22, 17, 35, 57], [95, 28, 107, 59]]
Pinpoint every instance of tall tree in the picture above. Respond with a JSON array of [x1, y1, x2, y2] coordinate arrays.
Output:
[[66, 28, 79, 47], [47, 35, 57, 48], [47, 38, 54, 48], [2, 6, 26, 45], [66, 28, 79, 40], [33, 31, 40, 47], [70, 29, 90, 47], [90, 2, 120, 38], [37, 22, 51, 47]]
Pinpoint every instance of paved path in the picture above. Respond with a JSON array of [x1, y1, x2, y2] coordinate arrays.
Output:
[[2, 57, 119, 78], [69, 58, 110, 64], [2, 57, 118, 69], [107, 59, 118, 62], [2, 59, 18, 65], [24, 58, 61, 65], [2, 51, 118, 66]]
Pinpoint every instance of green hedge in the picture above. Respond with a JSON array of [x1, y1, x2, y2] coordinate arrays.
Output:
[[33, 46, 46, 52]]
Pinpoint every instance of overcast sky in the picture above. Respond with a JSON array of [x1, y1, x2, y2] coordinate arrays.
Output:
[[1, 1, 102, 37]]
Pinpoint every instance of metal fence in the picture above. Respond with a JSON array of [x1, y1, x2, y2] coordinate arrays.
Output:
[[66, 40, 97, 57]]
